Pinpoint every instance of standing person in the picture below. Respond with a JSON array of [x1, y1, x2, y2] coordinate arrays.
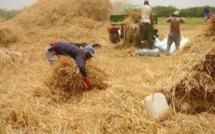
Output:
[[134, 0, 153, 49], [45, 42, 95, 89], [204, 6, 213, 22], [166, 11, 185, 55]]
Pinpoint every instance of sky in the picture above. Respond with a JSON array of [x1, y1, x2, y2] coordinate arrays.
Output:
[[0, 0, 37, 10], [0, 0, 214, 10]]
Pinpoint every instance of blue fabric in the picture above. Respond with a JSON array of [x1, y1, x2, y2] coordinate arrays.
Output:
[[204, 12, 213, 20]]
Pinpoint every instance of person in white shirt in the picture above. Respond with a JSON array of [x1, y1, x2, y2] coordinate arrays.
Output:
[[134, 0, 153, 49]]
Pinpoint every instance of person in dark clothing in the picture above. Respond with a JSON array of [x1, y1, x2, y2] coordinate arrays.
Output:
[[45, 42, 95, 89], [204, 6, 213, 21]]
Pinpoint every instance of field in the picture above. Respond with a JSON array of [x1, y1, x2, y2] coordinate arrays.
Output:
[[157, 17, 206, 25], [0, 0, 215, 134]]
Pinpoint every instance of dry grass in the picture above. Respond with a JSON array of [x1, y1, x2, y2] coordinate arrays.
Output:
[[0, 0, 215, 133], [122, 11, 140, 47], [157, 17, 215, 114], [41, 56, 109, 103]]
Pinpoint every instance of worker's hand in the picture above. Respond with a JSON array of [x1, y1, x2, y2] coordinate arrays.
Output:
[[82, 77, 91, 89]]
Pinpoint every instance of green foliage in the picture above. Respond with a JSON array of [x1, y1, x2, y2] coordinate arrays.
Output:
[[112, 1, 215, 18], [152, 6, 178, 17], [180, 7, 215, 17], [152, 6, 215, 17], [158, 17, 205, 25], [0, 8, 23, 21]]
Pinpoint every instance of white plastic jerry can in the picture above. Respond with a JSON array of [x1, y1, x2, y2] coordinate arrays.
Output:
[[142, 93, 169, 119]]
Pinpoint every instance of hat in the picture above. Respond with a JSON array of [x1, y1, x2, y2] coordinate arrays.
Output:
[[144, 0, 149, 5], [84, 45, 95, 57], [174, 11, 180, 16]]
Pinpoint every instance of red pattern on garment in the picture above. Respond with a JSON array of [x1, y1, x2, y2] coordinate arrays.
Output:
[[51, 42, 58, 55]]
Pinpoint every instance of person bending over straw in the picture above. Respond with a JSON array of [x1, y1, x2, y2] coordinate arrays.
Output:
[[45, 42, 95, 89]]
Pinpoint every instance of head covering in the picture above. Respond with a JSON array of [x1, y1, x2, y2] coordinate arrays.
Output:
[[84, 45, 95, 57], [174, 11, 180, 16], [144, 0, 149, 5], [204, 6, 210, 13]]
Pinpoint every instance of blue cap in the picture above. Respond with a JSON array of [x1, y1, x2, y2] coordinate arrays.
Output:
[[84, 45, 95, 57]]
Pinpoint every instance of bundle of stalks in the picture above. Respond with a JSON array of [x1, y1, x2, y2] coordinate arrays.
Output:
[[86, 62, 109, 90], [159, 41, 215, 114], [167, 71, 214, 113], [204, 14, 215, 36], [122, 11, 140, 46], [203, 51, 215, 79], [44, 56, 109, 103], [43, 56, 82, 103]]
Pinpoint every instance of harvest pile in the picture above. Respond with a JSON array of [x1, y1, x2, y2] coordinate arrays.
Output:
[[0, 0, 215, 133], [0, 0, 112, 47], [44, 56, 109, 103], [159, 15, 215, 114]]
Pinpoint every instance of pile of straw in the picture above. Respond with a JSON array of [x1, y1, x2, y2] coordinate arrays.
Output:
[[121, 11, 157, 47], [205, 14, 215, 36], [165, 71, 214, 113], [158, 19, 215, 114], [203, 49, 215, 79], [0, 0, 112, 46], [44, 56, 109, 102], [122, 11, 140, 46]]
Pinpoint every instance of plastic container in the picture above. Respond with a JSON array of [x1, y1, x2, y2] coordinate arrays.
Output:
[[142, 93, 169, 119], [136, 48, 159, 57]]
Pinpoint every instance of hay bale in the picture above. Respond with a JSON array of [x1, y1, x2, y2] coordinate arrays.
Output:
[[44, 56, 109, 102]]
